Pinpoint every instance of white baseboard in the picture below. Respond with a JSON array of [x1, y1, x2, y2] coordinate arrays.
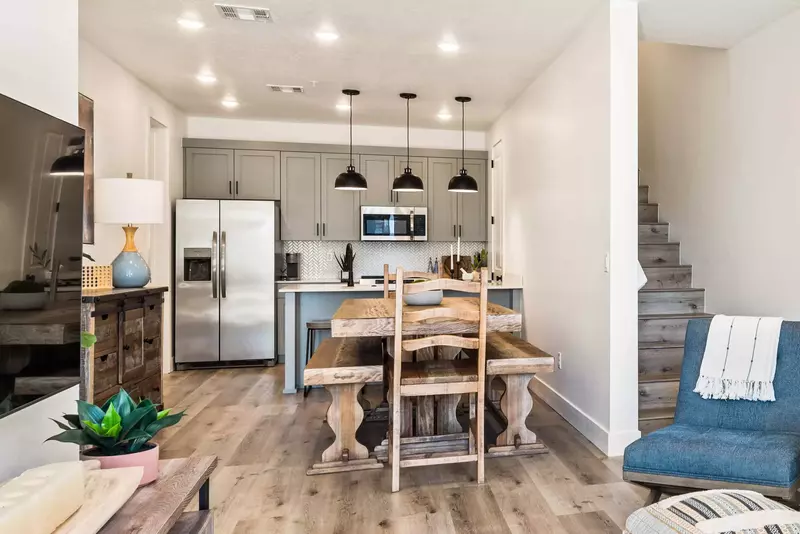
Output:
[[530, 377, 641, 457]]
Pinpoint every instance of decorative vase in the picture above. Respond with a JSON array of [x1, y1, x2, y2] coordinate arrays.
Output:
[[80, 443, 160, 486], [112, 226, 151, 288]]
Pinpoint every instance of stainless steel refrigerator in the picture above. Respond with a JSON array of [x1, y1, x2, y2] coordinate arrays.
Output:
[[175, 200, 278, 366]]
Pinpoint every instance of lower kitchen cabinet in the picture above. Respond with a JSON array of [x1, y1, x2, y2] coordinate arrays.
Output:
[[81, 288, 167, 407]]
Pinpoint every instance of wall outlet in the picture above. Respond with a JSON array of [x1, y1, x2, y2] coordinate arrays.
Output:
[[327, 251, 334, 262], [557, 352, 563, 370]]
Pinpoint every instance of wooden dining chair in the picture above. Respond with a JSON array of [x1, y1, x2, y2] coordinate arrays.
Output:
[[383, 264, 438, 298], [388, 266, 489, 492]]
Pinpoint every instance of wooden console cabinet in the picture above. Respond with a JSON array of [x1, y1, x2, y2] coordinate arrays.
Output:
[[80, 287, 168, 406]]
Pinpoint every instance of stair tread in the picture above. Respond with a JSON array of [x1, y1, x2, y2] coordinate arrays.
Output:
[[639, 407, 676, 421], [639, 288, 705, 293], [639, 312, 714, 320], [639, 341, 684, 349]]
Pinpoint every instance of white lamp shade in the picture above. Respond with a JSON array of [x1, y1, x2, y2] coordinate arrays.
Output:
[[95, 178, 165, 225]]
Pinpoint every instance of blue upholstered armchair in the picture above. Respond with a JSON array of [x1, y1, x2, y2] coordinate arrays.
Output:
[[624, 319, 800, 504]]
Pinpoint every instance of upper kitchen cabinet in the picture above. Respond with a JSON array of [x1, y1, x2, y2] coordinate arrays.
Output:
[[427, 158, 459, 242], [359, 154, 394, 207], [458, 159, 488, 241], [281, 152, 321, 241], [394, 156, 428, 207], [321, 153, 361, 241], [234, 150, 280, 200], [185, 148, 235, 199]]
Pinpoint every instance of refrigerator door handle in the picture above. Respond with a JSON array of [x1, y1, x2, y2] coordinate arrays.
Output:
[[220, 230, 227, 298], [211, 231, 218, 299]]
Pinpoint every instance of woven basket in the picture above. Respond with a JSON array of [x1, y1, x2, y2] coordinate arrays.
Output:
[[82, 265, 113, 290]]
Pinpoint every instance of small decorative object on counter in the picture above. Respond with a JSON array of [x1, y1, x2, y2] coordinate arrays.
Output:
[[335, 243, 357, 287], [47, 389, 185, 486], [472, 249, 488, 271], [28, 241, 51, 283], [0, 276, 47, 310]]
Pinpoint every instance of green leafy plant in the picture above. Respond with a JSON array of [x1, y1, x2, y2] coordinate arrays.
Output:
[[80, 332, 97, 349], [29, 242, 51, 269], [472, 249, 488, 271], [47, 389, 185, 455]]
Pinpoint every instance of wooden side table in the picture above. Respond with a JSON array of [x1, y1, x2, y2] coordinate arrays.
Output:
[[99, 456, 217, 534]]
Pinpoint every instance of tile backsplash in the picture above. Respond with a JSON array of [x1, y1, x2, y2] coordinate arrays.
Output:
[[282, 241, 486, 280]]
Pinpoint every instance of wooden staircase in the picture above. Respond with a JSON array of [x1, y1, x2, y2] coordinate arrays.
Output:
[[638, 185, 712, 433]]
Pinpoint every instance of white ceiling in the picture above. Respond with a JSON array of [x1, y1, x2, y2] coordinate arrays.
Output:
[[639, 0, 799, 49], [79, 0, 603, 130]]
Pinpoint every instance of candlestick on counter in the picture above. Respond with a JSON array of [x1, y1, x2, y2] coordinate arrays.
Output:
[[456, 237, 460, 261], [450, 245, 454, 271]]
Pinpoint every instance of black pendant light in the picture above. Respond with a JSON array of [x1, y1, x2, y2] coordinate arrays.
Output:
[[50, 136, 85, 177], [393, 93, 424, 192], [448, 96, 478, 193], [334, 89, 368, 190]]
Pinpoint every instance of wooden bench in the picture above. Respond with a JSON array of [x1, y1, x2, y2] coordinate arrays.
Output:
[[484, 332, 555, 458], [303, 336, 384, 475]]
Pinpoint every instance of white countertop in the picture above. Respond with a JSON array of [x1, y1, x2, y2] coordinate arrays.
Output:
[[278, 275, 523, 293]]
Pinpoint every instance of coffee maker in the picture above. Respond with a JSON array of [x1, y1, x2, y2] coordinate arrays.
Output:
[[285, 253, 300, 281]]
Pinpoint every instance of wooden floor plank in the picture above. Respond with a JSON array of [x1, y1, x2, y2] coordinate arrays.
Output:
[[159, 366, 642, 533]]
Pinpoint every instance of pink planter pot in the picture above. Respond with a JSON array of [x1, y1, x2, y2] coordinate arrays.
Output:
[[81, 443, 160, 486]]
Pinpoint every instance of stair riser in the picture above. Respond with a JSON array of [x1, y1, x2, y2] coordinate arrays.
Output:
[[639, 224, 669, 243], [639, 380, 679, 411], [638, 186, 649, 204], [639, 317, 695, 344], [642, 266, 692, 289], [639, 244, 680, 266], [639, 347, 684, 381], [640, 416, 674, 435], [639, 204, 658, 223], [639, 290, 705, 315]]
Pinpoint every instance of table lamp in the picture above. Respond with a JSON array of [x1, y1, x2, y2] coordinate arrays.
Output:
[[95, 174, 165, 288]]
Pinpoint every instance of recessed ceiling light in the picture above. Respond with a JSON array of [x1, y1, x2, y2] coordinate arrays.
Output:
[[336, 102, 351, 111], [196, 72, 217, 85], [221, 96, 240, 109], [177, 17, 205, 30], [315, 30, 340, 43], [437, 110, 452, 121], [438, 40, 459, 53]]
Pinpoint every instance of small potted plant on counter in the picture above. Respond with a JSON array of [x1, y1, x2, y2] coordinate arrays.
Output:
[[47, 389, 184, 486], [335, 243, 356, 287]]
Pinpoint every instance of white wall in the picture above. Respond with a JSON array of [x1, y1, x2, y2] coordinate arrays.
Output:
[[639, 11, 800, 320], [489, 1, 640, 455], [187, 116, 487, 151], [79, 40, 187, 372], [0, 0, 80, 479]]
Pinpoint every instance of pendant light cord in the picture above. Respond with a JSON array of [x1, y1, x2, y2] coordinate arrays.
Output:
[[349, 93, 354, 167], [461, 100, 466, 169], [406, 97, 410, 166]]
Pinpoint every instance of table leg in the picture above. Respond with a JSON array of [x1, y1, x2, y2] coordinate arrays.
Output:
[[199, 478, 210, 511], [488, 373, 548, 457], [308, 382, 383, 475], [283, 292, 297, 394]]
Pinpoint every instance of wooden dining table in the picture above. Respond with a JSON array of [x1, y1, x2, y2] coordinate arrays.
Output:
[[330, 296, 523, 459]]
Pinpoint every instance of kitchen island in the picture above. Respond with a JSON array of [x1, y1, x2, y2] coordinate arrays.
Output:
[[278, 276, 522, 393]]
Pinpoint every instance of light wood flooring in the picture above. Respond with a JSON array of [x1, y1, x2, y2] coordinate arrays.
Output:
[[155, 367, 647, 533]]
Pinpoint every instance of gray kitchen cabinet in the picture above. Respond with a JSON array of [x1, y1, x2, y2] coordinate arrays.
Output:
[[234, 150, 280, 200], [359, 154, 394, 207], [394, 156, 428, 207], [280, 152, 321, 240], [321, 153, 361, 241], [458, 159, 488, 241], [185, 148, 234, 199], [427, 158, 459, 242]]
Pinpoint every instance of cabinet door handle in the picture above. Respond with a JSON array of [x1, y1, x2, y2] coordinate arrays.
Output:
[[144, 337, 154, 345], [459, 225, 462, 237], [235, 181, 239, 195], [453, 224, 456, 237], [229, 181, 232, 195], [123, 344, 130, 351], [322, 223, 326, 237], [316, 223, 320, 236]]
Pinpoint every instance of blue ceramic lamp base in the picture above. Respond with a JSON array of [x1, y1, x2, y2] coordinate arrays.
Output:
[[112, 226, 151, 288]]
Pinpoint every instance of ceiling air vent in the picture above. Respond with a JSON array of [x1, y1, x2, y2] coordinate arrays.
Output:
[[267, 84, 304, 94], [215, 4, 272, 23]]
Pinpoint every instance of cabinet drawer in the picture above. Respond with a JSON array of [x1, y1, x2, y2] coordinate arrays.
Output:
[[120, 308, 145, 384], [94, 351, 119, 395], [130, 373, 162, 406], [93, 312, 118, 355], [143, 336, 161, 378]]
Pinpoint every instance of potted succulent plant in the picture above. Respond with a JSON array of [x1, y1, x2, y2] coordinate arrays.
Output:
[[335, 243, 356, 287], [47, 389, 184, 486]]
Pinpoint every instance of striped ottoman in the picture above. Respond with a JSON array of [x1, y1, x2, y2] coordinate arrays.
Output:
[[625, 490, 800, 533]]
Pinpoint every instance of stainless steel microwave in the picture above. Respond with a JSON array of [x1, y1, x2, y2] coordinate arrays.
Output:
[[361, 206, 428, 241]]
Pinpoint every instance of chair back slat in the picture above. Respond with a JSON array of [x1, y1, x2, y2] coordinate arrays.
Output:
[[404, 306, 481, 324], [402, 335, 480, 352], [404, 278, 480, 295]]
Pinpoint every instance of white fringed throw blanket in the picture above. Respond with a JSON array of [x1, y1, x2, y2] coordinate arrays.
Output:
[[694, 315, 783, 402]]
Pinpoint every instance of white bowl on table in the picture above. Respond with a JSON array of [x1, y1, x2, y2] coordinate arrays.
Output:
[[403, 289, 443, 307]]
